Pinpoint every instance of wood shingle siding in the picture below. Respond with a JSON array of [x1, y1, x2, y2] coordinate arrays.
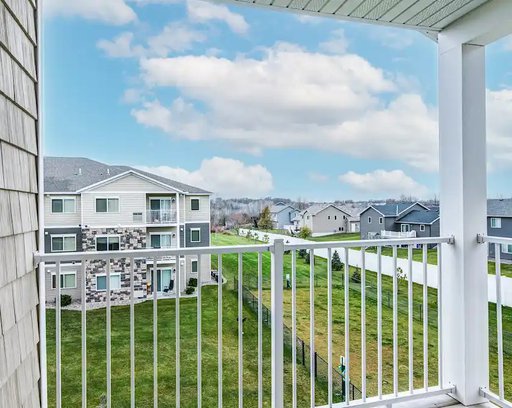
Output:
[[0, 0, 40, 406]]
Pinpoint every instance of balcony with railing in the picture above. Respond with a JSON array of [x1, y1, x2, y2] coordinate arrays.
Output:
[[381, 230, 417, 239], [35, 234, 512, 407], [146, 209, 177, 224]]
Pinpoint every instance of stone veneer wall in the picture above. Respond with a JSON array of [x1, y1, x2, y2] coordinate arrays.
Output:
[[0, 0, 41, 406], [82, 228, 148, 303]]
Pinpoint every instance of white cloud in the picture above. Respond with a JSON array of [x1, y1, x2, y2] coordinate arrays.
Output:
[[187, 0, 249, 34], [308, 172, 329, 183], [487, 89, 512, 170], [319, 29, 349, 54], [45, 0, 137, 25], [339, 170, 429, 198], [369, 27, 417, 50], [295, 15, 324, 24], [137, 157, 274, 198], [133, 43, 441, 171], [98, 23, 205, 58]]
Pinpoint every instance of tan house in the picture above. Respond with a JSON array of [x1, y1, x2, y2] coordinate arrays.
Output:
[[293, 204, 352, 236]]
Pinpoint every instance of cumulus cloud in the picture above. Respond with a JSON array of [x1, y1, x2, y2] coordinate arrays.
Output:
[[308, 172, 329, 182], [319, 29, 349, 54], [339, 170, 429, 198], [487, 89, 512, 170], [137, 157, 274, 198], [187, 0, 249, 34], [133, 43, 441, 171], [45, 0, 137, 25], [98, 23, 205, 58], [369, 27, 418, 50]]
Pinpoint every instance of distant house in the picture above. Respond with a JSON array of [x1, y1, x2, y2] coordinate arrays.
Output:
[[488, 199, 512, 262], [359, 202, 437, 240], [270, 202, 299, 229], [294, 204, 352, 236], [337, 203, 364, 233]]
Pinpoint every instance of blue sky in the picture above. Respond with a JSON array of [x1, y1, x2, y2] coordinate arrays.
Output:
[[44, 0, 512, 201]]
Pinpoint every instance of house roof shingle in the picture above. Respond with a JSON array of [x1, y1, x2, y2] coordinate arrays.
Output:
[[395, 209, 440, 224], [44, 157, 211, 194], [369, 202, 418, 217], [487, 199, 512, 217]]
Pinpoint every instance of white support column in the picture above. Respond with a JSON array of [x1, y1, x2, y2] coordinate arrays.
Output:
[[271, 239, 284, 408], [438, 37, 488, 405]]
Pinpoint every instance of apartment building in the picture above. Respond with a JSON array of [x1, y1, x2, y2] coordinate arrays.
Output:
[[43, 157, 211, 304]]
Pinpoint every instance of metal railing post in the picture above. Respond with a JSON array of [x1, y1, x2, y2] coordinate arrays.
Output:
[[271, 239, 284, 408]]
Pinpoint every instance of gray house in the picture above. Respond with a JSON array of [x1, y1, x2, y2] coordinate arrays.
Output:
[[359, 202, 434, 239], [488, 199, 512, 261], [270, 202, 299, 230]]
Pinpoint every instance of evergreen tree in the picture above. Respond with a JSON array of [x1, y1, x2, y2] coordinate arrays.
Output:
[[332, 250, 343, 271], [258, 206, 273, 230], [298, 249, 308, 259]]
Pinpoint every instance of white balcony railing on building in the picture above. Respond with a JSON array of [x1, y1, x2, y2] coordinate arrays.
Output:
[[381, 230, 417, 239], [146, 209, 177, 224], [36, 235, 510, 408]]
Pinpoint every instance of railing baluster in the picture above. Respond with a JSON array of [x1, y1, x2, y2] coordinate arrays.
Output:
[[218, 254, 223, 407], [238, 253, 243, 408], [292, 250, 297, 408], [422, 244, 428, 391], [408, 245, 413, 393], [271, 239, 285, 408], [495, 244, 504, 400], [81, 261, 87, 408], [258, 252, 263, 408], [327, 248, 333, 407], [56, 260, 62, 408], [130, 258, 135, 408], [392, 245, 398, 397], [153, 258, 158, 408], [197, 255, 202, 408], [361, 248, 366, 402], [437, 245, 443, 388], [176, 255, 181, 408], [310, 248, 316, 408], [344, 248, 350, 404], [106, 259, 111, 408], [377, 246, 382, 399]]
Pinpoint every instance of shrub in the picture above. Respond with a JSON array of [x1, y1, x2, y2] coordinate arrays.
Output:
[[185, 287, 195, 295], [298, 249, 308, 258], [298, 226, 312, 239], [60, 294, 72, 307], [351, 267, 361, 283], [188, 278, 198, 287], [262, 234, 270, 243]]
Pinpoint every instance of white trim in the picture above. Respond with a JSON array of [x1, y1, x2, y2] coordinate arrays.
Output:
[[359, 205, 385, 217], [502, 244, 512, 254], [190, 228, 201, 243], [401, 224, 411, 233], [95, 273, 122, 292], [368, 216, 372, 224], [379, 217, 383, 225], [491, 217, 502, 229], [420, 224, 426, 232], [148, 232, 175, 249], [50, 234, 77, 252], [94, 197, 120, 214], [95, 235, 121, 251], [50, 197, 77, 214], [395, 218, 440, 226], [190, 197, 200, 211], [397, 202, 430, 216], [51, 270, 77, 289]]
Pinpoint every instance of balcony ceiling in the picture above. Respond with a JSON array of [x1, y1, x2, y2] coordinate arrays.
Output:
[[228, 0, 490, 33]]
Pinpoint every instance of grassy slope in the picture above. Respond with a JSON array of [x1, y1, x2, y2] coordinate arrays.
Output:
[[46, 280, 315, 407], [212, 232, 512, 400]]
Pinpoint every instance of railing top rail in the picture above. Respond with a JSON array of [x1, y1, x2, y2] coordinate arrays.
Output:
[[284, 236, 453, 251], [480, 234, 512, 245], [34, 243, 272, 264]]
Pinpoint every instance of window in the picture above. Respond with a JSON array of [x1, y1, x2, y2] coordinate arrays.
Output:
[[328, 215, 331, 220], [95, 198, 119, 213], [133, 212, 143, 222], [379, 217, 383, 224], [368, 217, 372, 224], [491, 218, 502, 228], [401, 224, 411, 232], [191, 260, 198, 273], [334, 215, 337, 220], [96, 236, 120, 251], [502, 244, 512, 254], [51, 271, 77, 289], [420, 224, 426, 232], [51, 235, 76, 252], [190, 228, 201, 243], [96, 273, 121, 291], [150, 234, 172, 249], [191, 198, 200, 211], [52, 198, 75, 213]]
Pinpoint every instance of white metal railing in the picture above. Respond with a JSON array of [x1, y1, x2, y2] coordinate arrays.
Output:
[[381, 230, 417, 239], [36, 236, 459, 408], [146, 209, 177, 224], [480, 235, 512, 408]]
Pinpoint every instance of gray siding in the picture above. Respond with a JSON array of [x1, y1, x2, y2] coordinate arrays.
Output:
[[0, 0, 41, 406], [360, 208, 390, 239], [183, 222, 210, 247], [44, 227, 83, 253], [488, 216, 512, 261]]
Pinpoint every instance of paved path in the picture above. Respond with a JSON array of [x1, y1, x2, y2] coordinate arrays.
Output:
[[240, 229, 512, 307]]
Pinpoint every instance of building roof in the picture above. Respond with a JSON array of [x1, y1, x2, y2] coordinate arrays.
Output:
[[44, 157, 211, 194], [488, 199, 512, 217], [366, 202, 427, 217], [270, 203, 296, 214], [304, 203, 351, 217], [396, 209, 440, 225]]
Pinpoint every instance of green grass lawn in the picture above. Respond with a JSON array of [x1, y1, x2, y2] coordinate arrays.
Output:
[[308, 232, 361, 242], [46, 282, 317, 407], [212, 232, 512, 401]]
